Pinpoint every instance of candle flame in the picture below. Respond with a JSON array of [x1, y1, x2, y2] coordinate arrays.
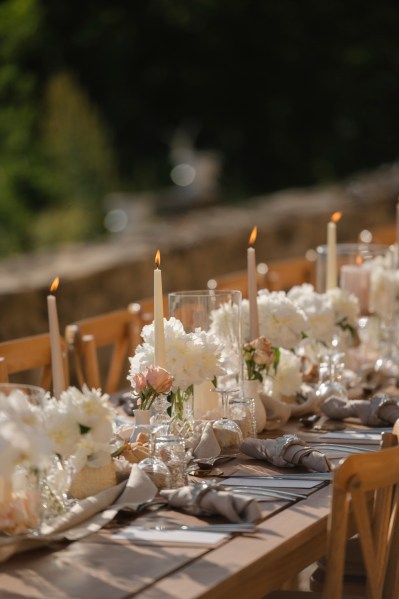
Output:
[[331, 211, 342, 223], [248, 226, 257, 246], [355, 255, 363, 266], [155, 250, 161, 268], [49, 276, 60, 294]]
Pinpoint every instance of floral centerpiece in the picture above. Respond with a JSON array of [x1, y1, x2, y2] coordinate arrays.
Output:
[[0, 388, 53, 534], [128, 317, 225, 431], [42, 385, 116, 499], [129, 365, 174, 411], [243, 336, 279, 382]]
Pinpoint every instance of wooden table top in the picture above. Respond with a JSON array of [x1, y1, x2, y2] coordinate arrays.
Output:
[[0, 418, 383, 599]]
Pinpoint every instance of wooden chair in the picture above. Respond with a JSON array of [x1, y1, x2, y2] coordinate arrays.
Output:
[[0, 332, 69, 392], [65, 305, 146, 394], [207, 255, 316, 296], [266, 439, 399, 599], [266, 256, 316, 291]]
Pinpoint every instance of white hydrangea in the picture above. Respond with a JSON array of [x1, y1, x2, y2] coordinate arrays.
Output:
[[129, 317, 225, 393], [42, 385, 115, 463], [271, 349, 303, 398], [256, 290, 308, 349], [288, 284, 335, 344], [326, 287, 360, 331], [369, 262, 399, 319], [0, 391, 53, 479]]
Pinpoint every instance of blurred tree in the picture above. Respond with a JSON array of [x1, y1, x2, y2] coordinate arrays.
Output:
[[32, 72, 117, 247], [39, 0, 399, 197], [0, 0, 44, 254]]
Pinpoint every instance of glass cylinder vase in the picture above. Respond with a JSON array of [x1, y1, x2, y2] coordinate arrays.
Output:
[[168, 289, 242, 418]]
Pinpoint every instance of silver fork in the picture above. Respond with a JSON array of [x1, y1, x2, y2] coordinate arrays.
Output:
[[222, 485, 307, 500]]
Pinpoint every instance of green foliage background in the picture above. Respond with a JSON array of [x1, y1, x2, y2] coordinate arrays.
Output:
[[1, 0, 399, 255]]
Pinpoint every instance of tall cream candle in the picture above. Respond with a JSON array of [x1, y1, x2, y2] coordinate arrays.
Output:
[[326, 212, 341, 291], [247, 226, 259, 340], [154, 250, 166, 368], [47, 277, 66, 399]]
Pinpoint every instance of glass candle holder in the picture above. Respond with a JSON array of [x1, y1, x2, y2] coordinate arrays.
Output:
[[316, 243, 389, 310]]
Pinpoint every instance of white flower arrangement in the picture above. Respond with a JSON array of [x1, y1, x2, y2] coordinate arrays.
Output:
[[129, 317, 225, 393], [0, 390, 52, 480], [369, 258, 399, 319], [288, 284, 335, 344], [243, 290, 308, 348], [268, 348, 303, 399], [326, 287, 360, 335], [42, 385, 115, 472], [0, 389, 53, 534]]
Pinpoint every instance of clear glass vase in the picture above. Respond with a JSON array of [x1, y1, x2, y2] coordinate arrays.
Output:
[[150, 394, 171, 426], [170, 387, 194, 438]]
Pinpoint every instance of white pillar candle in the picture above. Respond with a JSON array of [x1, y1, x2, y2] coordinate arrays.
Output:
[[193, 380, 217, 419], [326, 212, 341, 290], [247, 227, 259, 340], [340, 263, 370, 315], [47, 277, 66, 399], [154, 250, 166, 368]]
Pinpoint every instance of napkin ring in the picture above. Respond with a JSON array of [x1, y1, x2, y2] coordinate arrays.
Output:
[[191, 481, 223, 506], [371, 394, 398, 420], [274, 434, 306, 464]]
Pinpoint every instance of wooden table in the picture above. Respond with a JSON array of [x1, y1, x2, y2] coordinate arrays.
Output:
[[0, 426, 380, 599]]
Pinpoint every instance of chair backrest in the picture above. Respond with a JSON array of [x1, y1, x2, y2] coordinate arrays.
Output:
[[65, 306, 145, 394], [206, 256, 316, 296], [0, 332, 69, 392], [323, 441, 399, 599]]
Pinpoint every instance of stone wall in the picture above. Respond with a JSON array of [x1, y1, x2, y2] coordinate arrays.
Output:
[[0, 163, 398, 341]]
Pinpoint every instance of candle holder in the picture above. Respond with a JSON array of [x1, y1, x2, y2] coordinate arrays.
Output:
[[316, 243, 389, 300]]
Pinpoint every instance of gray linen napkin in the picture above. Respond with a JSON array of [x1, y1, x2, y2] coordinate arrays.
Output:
[[193, 421, 221, 458], [240, 435, 331, 472], [161, 483, 261, 523], [321, 394, 399, 427]]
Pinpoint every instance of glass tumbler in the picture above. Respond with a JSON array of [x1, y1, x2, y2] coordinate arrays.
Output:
[[229, 397, 256, 438], [154, 434, 187, 489]]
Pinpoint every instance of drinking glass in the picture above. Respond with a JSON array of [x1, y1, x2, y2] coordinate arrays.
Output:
[[211, 386, 243, 454], [138, 425, 171, 490], [154, 433, 187, 488], [0, 383, 46, 406]]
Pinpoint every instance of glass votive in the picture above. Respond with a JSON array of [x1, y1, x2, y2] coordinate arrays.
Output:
[[315, 243, 389, 300], [154, 434, 187, 489], [229, 397, 256, 438]]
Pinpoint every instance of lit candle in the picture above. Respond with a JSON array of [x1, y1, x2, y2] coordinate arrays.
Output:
[[326, 212, 342, 290], [247, 226, 259, 340], [47, 277, 66, 399], [340, 257, 371, 315], [154, 250, 166, 368]]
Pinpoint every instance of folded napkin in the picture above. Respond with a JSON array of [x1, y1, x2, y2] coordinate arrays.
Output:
[[186, 421, 221, 459], [240, 435, 331, 472], [0, 465, 157, 563], [321, 394, 399, 427], [160, 482, 261, 523]]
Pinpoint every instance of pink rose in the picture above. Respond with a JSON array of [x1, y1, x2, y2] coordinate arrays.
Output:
[[131, 370, 148, 395], [146, 366, 174, 394], [252, 337, 274, 366]]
